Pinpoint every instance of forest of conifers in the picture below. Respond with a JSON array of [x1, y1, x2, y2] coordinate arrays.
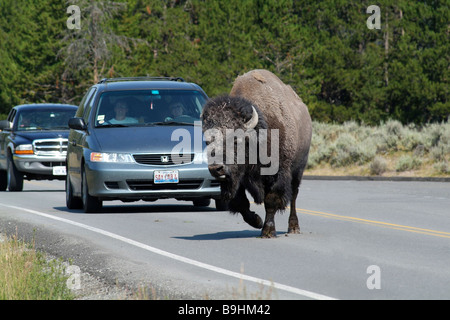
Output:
[[0, 0, 448, 125]]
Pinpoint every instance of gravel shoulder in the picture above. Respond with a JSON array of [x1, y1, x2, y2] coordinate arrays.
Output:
[[0, 219, 174, 300]]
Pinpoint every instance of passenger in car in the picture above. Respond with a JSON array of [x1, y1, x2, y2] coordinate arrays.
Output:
[[18, 113, 37, 130], [109, 99, 139, 124], [165, 102, 185, 121]]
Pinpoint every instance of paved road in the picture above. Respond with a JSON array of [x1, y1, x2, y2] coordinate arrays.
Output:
[[0, 179, 449, 300]]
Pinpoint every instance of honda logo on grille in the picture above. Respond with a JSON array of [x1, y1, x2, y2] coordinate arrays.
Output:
[[161, 156, 169, 163]]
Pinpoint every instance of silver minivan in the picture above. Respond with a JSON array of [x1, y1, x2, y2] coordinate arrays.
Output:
[[66, 77, 224, 213]]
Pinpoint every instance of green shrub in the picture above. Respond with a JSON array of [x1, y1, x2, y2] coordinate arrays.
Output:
[[385, 119, 403, 137], [433, 161, 449, 174], [430, 145, 447, 162], [370, 156, 388, 175], [329, 132, 375, 167], [307, 120, 448, 175], [395, 155, 422, 172]]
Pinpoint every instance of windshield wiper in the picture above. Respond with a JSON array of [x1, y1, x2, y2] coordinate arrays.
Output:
[[97, 123, 129, 128], [150, 121, 195, 126], [47, 126, 70, 130]]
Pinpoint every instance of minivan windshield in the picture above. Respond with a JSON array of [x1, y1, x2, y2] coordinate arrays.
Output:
[[94, 90, 207, 127]]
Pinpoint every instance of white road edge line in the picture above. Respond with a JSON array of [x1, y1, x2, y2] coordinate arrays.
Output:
[[1, 203, 337, 300]]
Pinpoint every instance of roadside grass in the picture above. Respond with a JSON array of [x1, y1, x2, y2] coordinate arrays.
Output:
[[0, 233, 75, 300], [305, 120, 450, 177]]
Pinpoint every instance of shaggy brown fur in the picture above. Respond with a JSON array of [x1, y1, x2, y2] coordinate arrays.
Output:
[[202, 69, 312, 238]]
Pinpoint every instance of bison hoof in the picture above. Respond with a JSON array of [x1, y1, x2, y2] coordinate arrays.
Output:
[[261, 229, 277, 238], [261, 222, 277, 238], [243, 212, 263, 229], [288, 226, 300, 234]]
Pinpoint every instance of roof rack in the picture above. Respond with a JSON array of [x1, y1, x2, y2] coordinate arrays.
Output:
[[97, 76, 185, 84]]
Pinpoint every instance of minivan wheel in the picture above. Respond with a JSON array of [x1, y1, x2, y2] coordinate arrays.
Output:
[[66, 173, 82, 209], [215, 199, 229, 211], [81, 166, 102, 213], [193, 198, 210, 207], [0, 170, 7, 191]]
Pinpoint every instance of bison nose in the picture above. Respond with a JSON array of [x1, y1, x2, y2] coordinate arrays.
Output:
[[208, 163, 226, 179]]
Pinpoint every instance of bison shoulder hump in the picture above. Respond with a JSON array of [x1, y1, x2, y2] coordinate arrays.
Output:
[[251, 71, 267, 83]]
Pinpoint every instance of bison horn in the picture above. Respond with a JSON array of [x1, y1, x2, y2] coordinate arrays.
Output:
[[244, 106, 259, 130]]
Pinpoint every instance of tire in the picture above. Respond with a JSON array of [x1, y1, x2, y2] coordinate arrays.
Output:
[[193, 198, 211, 207], [66, 173, 82, 209], [81, 166, 102, 213], [0, 170, 7, 191], [215, 199, 229, 211], [7, 155, 23, 191]]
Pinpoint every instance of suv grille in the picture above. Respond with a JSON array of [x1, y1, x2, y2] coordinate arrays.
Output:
[[133, 153, 195, 166], [33, 138, 68, 156]]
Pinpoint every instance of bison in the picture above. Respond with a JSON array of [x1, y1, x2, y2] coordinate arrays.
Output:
[[201, 69, 312, 238]]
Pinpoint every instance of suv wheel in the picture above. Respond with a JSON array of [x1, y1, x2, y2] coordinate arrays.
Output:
[[7, 155, 23, 191], [81, 166, 102, 213]]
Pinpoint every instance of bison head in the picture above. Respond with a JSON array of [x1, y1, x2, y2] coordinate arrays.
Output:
[[201, 95, 267, 200]]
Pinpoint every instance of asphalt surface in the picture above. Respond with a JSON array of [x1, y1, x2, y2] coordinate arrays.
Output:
[[0, 178, 449, 300]]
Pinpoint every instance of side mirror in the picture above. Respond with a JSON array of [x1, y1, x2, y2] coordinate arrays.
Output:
[[68, 117, 87, 131], [0, 120, 11, 130]]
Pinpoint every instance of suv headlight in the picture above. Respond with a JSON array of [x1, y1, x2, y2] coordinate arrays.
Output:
[[15, 144, 34, 155], [90, 152, 134, 163]]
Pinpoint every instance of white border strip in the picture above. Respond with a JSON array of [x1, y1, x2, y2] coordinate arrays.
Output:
[[0, 204, 337, 300]]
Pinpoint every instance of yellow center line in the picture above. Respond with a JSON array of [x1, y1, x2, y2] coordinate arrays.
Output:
[[295, 208, 450, 239]]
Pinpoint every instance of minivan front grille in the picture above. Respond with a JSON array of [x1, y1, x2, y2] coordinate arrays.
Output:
[[133, 153, 195, 166], [126, 179, 203, 190], [33, 138, 68, 156]]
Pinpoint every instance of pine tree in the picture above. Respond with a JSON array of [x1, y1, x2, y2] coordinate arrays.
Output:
[[0, 0, 447, 123], [59, 0, 129, 84]]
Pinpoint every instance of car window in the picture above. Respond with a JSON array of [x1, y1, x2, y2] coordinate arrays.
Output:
[[16, 109, 77, 131], [7, 109, 16, 123], [83, 88, 97, 123], [76, 87, 97, 118], [94, 90, 207, 127]]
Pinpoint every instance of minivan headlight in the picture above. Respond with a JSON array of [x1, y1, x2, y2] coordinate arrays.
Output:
[[193, 150, 208, 164], [90, 152, 134, 163]]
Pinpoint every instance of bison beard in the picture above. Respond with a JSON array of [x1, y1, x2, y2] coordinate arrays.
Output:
[[202, 70, 312, 238]]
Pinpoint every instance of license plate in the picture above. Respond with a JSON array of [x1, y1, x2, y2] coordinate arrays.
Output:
[[53, 166, 66, 176], [154, 170, 179, 184]]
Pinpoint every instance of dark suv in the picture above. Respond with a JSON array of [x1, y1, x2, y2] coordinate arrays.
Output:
[[0, 104, 77, 191], [66, 77, 224, 212]]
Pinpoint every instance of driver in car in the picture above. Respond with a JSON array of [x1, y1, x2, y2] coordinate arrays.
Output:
[[109, 99, 138, 124]]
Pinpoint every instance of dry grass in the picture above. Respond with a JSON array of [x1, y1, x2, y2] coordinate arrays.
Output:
[[0, 233, 74, 300]]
